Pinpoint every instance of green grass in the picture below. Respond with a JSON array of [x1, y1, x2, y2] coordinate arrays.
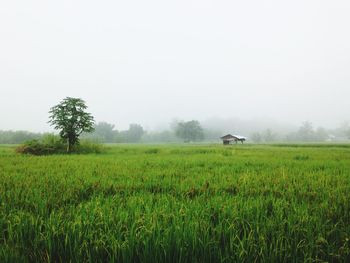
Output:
[[0, 144, 349, 262]]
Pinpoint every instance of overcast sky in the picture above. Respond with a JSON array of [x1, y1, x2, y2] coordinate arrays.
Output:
[[1, 0, 349, 132]]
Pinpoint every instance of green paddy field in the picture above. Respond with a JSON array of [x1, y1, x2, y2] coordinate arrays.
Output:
[[0, 144, 349, 262]]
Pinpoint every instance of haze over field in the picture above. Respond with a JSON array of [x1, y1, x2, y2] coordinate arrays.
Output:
[[1, 0, 349, 132]]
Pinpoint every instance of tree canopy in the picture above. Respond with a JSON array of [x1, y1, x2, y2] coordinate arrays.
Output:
[[49, 97, 95, 152], [175, 120, 204, 142]]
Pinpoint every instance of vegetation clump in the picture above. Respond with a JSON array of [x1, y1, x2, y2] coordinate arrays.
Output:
[[16, 134, 104, 155], [15, 134, 65, 155], [175, 120, 204, 142]]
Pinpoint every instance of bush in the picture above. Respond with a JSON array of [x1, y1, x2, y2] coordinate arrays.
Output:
[[15, 139, 65, 155], [294, 155, 310, 161], [144, 148, 160, 154], [73, 139, 106, 154], [16, 135, 105, 155]]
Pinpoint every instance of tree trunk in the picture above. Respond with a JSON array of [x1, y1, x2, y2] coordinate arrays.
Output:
[[67, 138, 71, 153]]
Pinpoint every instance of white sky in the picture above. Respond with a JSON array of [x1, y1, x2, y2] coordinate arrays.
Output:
[[0, 0, 349, 131]]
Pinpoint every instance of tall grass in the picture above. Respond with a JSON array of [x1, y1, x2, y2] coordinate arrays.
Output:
[[0, 144, 349, 262]]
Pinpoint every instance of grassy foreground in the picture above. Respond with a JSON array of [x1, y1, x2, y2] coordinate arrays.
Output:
[[0, 144, 349, 262]]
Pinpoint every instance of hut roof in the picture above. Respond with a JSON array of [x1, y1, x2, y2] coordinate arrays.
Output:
[[220, 134, 235, 140], [220, 134, 247, 140]]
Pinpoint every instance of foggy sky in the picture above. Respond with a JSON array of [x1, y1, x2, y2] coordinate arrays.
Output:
[[1, 0, 349, 132]]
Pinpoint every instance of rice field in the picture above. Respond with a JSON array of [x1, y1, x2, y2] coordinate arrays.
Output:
[[0, 144, 349, 262]]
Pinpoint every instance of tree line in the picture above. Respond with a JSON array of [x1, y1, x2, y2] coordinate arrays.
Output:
[[81, 120, 206, 143], [3, 120, 350, 144], [250, 121, 350, 143], [1, 97, 350, 144], [0, 130, 42, 144]]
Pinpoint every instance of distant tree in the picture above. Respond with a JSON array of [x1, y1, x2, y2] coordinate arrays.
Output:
[[298, 121, 314, 142], [0, 130, 41, 144], [49, 97, 95, 152], [285, 123, 328, 142], [125, 124, 144, 142], [175, 120, 204, 142], [92, 122, 116, 142]]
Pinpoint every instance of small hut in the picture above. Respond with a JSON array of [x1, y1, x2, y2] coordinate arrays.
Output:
[[220, 134, 246, 145]]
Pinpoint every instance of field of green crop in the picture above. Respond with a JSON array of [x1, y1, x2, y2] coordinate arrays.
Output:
[[0, 144, 349, 262]]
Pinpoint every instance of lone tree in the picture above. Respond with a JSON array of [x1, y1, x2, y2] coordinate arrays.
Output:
[[49, 97, 95, 152], [175, 120, 204, 142]]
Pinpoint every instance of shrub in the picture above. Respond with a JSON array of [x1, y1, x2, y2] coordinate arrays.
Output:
[[144, 148, 160, 154], [72, 139, 106, 154], [294, 155, 310, 161], [16, 136, 105, 155], [15, 138, 65, 155]]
